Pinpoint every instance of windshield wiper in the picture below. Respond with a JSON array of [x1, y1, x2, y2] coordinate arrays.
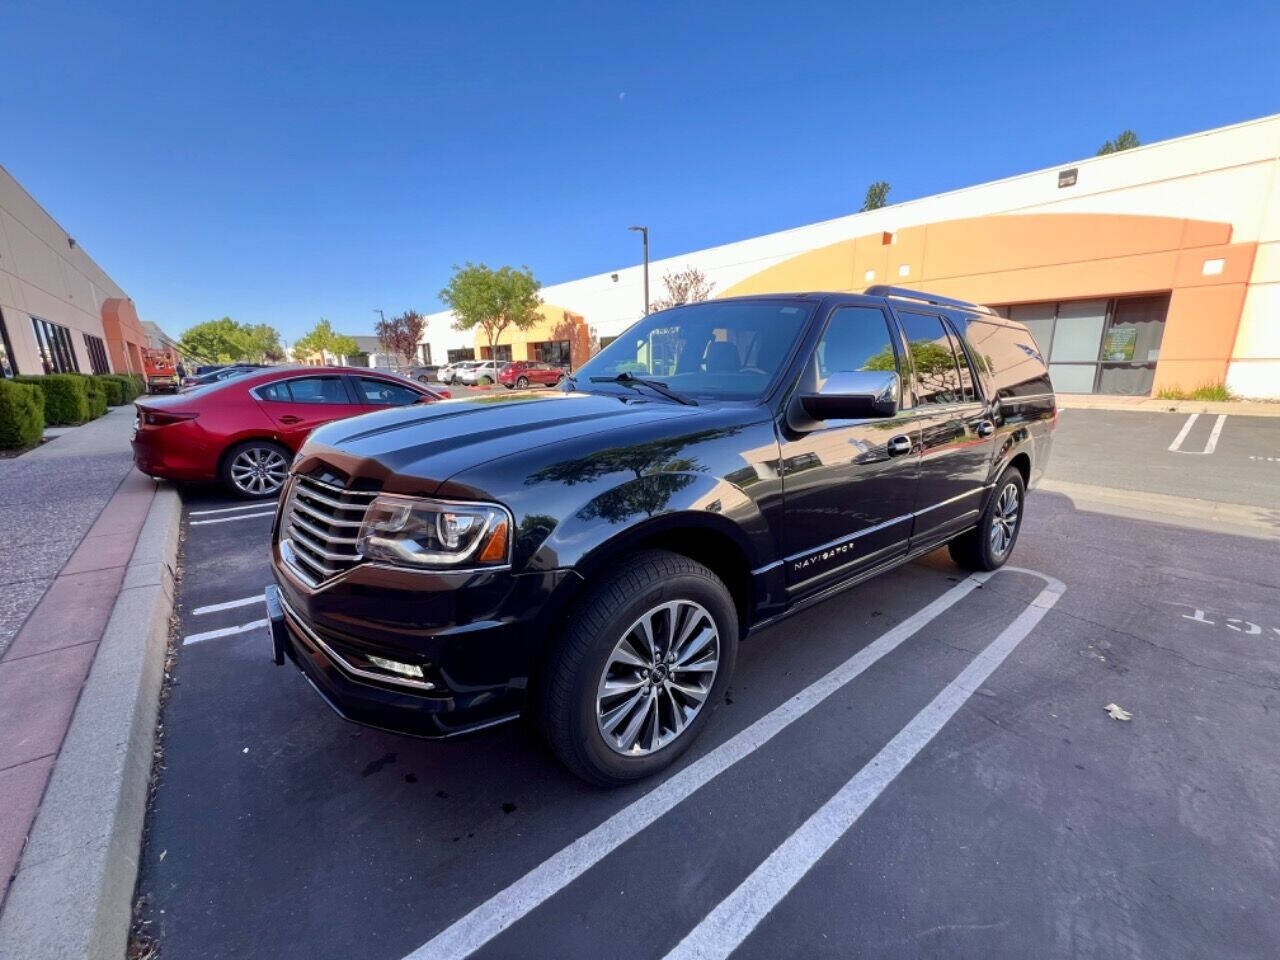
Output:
[[589, 372, 697, 406]]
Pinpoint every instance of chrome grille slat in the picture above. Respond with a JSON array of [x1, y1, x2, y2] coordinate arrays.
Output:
[[280, 474, 376, 586]]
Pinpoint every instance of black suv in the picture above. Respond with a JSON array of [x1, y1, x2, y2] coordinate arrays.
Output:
[[265, 288, 1055, 784]]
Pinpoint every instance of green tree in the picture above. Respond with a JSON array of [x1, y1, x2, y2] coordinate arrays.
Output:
[[439, 263, 542, 361], [294, 318, 359, 364], [861, 180, 890, 211], [178, 317, 250, 363], [243, 323, 284, 362], [1097, 130, 1140, 155]]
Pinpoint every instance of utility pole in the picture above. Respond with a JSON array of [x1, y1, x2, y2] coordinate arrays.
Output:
[[628, 226, 649, 315]]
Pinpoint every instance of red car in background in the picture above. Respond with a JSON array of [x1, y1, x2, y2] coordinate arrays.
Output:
[[497, 360, 567, 389], [132, 366, 449, 498]]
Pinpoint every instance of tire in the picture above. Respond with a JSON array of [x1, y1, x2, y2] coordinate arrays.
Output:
[[220, 439, 291, 499], [479, 376, 492, 385], [516, 376, 529, 389], [552, 375, 564, 387], [948, 466, 1026, 571], [540, 550, 738, 786]]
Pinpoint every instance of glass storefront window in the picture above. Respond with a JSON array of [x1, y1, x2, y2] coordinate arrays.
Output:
[[1049, 299, 1108, 362]]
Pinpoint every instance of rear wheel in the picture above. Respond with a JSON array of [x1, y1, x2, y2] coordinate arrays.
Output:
[[540, 550, 737, 786], [221, 440, 290, 499], [516, 376, 530, 389], [949, 467, 1025, 571]]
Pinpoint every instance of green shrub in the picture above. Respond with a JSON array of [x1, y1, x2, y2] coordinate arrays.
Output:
[[106, 374, 142, 402], [97, 375, 132, 405], [0, 379, 45, 449], [14, 374, 91, 425], [1156, 382, 1236, 402], [79, 375, 108, 418]]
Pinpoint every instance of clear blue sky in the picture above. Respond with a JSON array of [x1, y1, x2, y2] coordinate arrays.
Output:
[[4, 0, 1278, 344]]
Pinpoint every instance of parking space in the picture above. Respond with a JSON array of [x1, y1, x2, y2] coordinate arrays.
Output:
[[134, 452, 1280, 959]]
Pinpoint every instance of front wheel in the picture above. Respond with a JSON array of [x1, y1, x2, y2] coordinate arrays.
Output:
[[540, 550, 738, 786], [221, 439, 290, 499], [949, 467, 1026, 571], [516, 376, 529, 389]]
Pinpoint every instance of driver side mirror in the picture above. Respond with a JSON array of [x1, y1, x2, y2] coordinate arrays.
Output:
[[800, 370, 899, 420]]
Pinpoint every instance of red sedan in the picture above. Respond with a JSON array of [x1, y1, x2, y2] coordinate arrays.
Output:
[[497, 360, 567, 389], [132, 366, 449, 498]]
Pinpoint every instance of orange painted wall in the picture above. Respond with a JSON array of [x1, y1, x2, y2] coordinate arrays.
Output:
[[100, 298, 148, 374], [719, 213, 1256, 394]]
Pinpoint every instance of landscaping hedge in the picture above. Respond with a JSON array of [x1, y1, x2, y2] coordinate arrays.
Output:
[[80, 375, 108, 418], [111, 374, 142, 402], [95, 375, 128, 406], [14, 374, 91, 425], [0, 379, 45, 449]]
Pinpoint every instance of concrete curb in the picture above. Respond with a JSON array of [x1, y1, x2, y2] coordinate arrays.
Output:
[[1037, 479, 1279, 540], [0, 485, 182, 960], [1055, 395, 1280, 417]]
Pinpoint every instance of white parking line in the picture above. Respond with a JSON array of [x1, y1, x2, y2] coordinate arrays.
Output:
[[663, 569, 1064, 960], [189, 510, 275, 526], [183, 618, 269, 645], [406, 571, 995, 960], [189, 502, 278, 517], [1168, 413, 1227, 455], [192, 595, 263, 616]]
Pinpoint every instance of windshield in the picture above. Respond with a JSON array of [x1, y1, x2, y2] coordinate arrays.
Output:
[[573, 299, 814, 401]]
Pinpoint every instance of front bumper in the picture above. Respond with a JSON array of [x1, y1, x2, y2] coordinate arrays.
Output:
[[265, 559, 579, 738]]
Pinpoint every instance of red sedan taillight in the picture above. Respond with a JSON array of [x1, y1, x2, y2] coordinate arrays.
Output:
[[142, 410, 199, 427]]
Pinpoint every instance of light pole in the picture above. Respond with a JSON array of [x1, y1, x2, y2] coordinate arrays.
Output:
[[629, 225, 649, 315]]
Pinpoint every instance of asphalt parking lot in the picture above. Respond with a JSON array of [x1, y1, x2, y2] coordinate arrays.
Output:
[[135, 409, 1279, 960]]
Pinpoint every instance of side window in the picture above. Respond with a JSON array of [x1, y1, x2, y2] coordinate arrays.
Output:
[[257, 381, 291, 402], [284, 377, 350, 404], [812, 306, 900, 391], [960, 318, 1053, 400], [357, 377, 420, 405], [895, 312, 964, 405]]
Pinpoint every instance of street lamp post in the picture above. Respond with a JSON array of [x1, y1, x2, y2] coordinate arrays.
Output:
[[628, 225, 649, 315]]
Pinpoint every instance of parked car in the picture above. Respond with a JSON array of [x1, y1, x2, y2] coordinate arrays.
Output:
[[405, 364, 440, 383], [456, 360, 500, 385], [440, 360, 478, 384], [264, 288, 1056, 785], [498, 360, 567, 389], [180, 363, 265, 390], [133, 366, 447, 498]]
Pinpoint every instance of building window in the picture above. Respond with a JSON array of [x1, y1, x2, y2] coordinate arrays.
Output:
[[31, 317, 80, 374], [598, 336, 618, 352], [418, 343, 432, 365], [531, 339, 571, 365], [0, 309, 16, 377], [83, 333, 110, 374], [446, 348, 475, 364], [480, 344, 513, 362], [1004, 294, 1169, 396]]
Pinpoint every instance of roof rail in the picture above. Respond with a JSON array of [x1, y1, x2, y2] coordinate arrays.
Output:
[[864, 285, 996, 316]]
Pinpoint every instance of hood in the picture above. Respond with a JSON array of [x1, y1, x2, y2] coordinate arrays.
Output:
[[296, 390, 709, 495]]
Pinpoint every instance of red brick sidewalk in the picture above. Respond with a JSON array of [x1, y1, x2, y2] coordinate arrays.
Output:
[[0, 470, 157, 904]]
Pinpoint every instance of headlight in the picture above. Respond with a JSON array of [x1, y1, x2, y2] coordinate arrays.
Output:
[[356, 495, 511, 569]]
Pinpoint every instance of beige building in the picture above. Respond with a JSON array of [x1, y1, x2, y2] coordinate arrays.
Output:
[[0, 164, 146, 379]]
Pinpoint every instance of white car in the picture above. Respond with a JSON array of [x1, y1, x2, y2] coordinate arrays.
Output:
[[441, 360, 478, 384], [456, 360, 500, 385]]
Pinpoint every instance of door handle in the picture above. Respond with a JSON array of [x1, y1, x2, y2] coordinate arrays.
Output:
[[976, 420, 995, 438], [278, 415, 302, 425], [887, 435, 912, 457]]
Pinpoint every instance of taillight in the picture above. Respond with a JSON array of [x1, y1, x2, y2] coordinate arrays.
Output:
[[436, 389, 451, 399], [142, 410, 198, 427]]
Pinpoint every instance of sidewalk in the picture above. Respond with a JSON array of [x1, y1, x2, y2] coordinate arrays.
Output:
[[0, 406, 154, 904]]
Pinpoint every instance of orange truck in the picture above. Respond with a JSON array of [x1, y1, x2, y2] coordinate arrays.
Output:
[[141, 348, 180, 393]]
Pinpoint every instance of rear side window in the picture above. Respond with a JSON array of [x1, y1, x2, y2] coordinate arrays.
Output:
[[955, 317, 1054, 399], [260, 377, 350, 404], [895, 312, 965, 405], [357, 377, 420, 405]]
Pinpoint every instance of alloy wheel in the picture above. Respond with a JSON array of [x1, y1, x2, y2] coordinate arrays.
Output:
[[989, 482, 1020, 556], [596, 599, 720, 756], [229, 447, 288, 496]]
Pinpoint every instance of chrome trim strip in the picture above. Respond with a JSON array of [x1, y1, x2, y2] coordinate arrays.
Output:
[[782, 513, 911, 564], [294, 484, 376, 512], [912, 487, 981, 518], [279, 593, 436, 692], [289, 524, 358, 561], [295, 475, 379, 495], [290, 513, 360, 547]]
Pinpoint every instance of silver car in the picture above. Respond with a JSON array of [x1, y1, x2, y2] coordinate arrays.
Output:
[[456, 360, 500, 385]]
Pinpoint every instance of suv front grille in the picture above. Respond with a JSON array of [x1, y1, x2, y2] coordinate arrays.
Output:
[[282, 475, 378, 586]]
